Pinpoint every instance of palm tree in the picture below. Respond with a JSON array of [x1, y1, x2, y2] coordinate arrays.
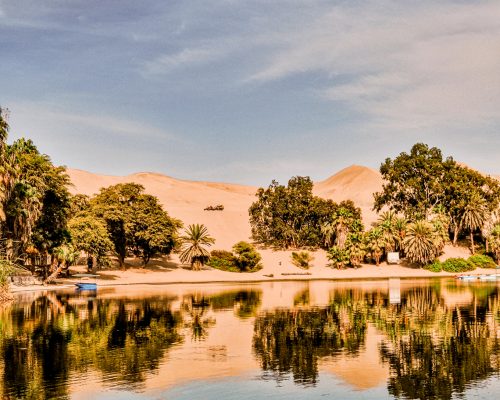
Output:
[[345, 232, 366, 267], [488, 224, 500, 263], [366, 228, 386, 266], [179, 224, 215, 270], [461, 193, 488, 254], [403, 221, 438, 266]]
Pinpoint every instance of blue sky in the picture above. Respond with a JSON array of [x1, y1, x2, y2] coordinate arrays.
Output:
[[1, 0, 499, 185]]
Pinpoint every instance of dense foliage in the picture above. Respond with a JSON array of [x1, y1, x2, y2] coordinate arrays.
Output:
[[375, 143, 500, 253], [249, 176, 362, 249], [208, 242, 262, 272]]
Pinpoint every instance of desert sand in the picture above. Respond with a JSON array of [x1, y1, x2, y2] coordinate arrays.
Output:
[[11, 165, 489, 291]]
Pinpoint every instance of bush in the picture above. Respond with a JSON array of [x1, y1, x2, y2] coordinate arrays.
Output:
[[208, 243, 263, 273], [424, 261, 443, 273], [233, 242, 262, 272], [441, 258, 475, 273], [327, 246, 350, 269], [207, 250, 238, 272], [467, 254, 496, 269], [291, 251, 314, 269]]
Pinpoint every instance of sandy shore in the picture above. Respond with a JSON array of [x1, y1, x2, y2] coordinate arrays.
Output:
[[10, 247, 497, 293]]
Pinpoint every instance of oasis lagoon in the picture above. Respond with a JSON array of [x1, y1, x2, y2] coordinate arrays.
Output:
[[2, 279, 500, 399]]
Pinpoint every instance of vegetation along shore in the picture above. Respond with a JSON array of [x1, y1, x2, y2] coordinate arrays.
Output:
[[1, 107, 500, 297]]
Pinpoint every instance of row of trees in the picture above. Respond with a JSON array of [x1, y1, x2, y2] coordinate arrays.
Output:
[[0, 108, 220, 279], [249, 143, 500, 267], [374, 143, 500, 264]]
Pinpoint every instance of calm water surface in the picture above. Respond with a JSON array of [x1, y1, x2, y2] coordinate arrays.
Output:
[[2, 279, 500, 399]]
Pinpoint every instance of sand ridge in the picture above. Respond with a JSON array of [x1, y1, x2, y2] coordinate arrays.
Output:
[[67, 165, 382, 249]]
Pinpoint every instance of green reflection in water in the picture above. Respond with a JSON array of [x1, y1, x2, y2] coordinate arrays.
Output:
[[1, 282, 500, 400], [253, 283, 500, 399]]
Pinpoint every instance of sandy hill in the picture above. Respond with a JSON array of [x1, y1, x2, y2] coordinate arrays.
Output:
[[67, 165, 383, 249], [314, 165, 382, 225]]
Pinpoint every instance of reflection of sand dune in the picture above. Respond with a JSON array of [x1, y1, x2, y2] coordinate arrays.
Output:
[[320, 324, 389, 390], [440, 286, 473, 308]]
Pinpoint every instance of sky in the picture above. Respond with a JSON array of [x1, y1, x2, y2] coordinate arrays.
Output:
[[1, 0, 499, 185]]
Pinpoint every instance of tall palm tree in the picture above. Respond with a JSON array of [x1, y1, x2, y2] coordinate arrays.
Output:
[[366, 228, 386, 266], [489, 224, 500, 263], [403, 221, 438, 266], [179, 224, 215, 270], [461, 193, 488, 254]]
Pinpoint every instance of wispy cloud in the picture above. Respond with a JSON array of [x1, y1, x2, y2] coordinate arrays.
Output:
[[143, 47, 222, 75], [247, 1, 500, 133], [9, 102, 178, 141]]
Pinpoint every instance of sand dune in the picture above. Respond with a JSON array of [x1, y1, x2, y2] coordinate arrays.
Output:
[[314, 165, 383, 225], [67, 166, 383, 249]]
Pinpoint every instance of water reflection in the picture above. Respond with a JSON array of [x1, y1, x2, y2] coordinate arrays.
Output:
[[0, 281, 500, 399]]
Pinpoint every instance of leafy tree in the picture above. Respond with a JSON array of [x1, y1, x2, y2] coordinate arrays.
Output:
[[321, 204, 362, 250], [442, 165, 500, 245], [90, 183, 180, 268], [1, 138, 71, 265], [127, 194, 182, 265], [69, 194, 90, 215], [91, 183, 143, 267], [374, 143, 454, 220], [68, 214, 113, 268], [403, 220, 439, 266], [249, 176, 361, 249], [179, 224, 215, 270]]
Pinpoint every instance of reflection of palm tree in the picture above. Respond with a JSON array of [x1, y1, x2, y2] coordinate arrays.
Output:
[[179, 224, 215, 270], [182, 295, 215, 340]]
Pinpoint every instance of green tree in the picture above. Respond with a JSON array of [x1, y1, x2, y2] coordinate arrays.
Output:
[[366, 227, 386, 266], [68, 214, 114, 268], [91, 183, 144, 267], [1, 138, 71, 266], [90, 183, 180, 268], [249, 177, 358, 249], [403, 220, 439, 266], [127, 194, 182, 265], [179, 224, 215, 270], [374, 143, 454, 220], [461, 192, 488, 254], [487, 224, 500, 262]]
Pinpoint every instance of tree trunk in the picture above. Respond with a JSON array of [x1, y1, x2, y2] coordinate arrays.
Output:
[[470, 232, 475, 255], [453, 227, 459, 246], [44, 261, 65, 284]]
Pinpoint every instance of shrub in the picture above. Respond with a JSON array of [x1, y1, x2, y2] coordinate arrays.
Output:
[[207, 250, 238, 272], [291, 251, 314, 269], [327, 246, 350, 269], [467, 254, 496, 269], [441, 258, 475, 273], [424, 261, 443, 273], [233, 242, 263, 272], [208, 243, 263, 273]]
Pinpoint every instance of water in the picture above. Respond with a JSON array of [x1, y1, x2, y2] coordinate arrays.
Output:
[[1, 279, 500, 399]]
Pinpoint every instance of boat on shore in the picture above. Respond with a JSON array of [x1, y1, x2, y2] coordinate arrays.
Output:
[[72, 274, 99, 290]]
